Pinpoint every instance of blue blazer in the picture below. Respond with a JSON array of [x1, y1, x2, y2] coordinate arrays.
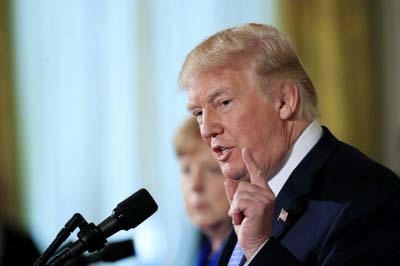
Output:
[[218, 127, 400, 265], [196, 236, 224, 266]]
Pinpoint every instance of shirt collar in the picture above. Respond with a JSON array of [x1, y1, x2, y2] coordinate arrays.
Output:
[[268, 120, 323, 196]]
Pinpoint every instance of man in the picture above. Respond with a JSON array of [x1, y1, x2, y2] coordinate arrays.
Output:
[[178, 23, 400, 265]]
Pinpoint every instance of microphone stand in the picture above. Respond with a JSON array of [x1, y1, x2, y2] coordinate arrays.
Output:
[[45, 218, 108, 266], [33, 213, 87, 266], [34, 189, 157, 266]]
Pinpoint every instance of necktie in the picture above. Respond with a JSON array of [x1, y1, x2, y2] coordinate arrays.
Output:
[[227, 242, 244, 266]]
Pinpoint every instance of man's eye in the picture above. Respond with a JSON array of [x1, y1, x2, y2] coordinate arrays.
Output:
[[193, 110, 203, 117], [221, 99, 231, 107]]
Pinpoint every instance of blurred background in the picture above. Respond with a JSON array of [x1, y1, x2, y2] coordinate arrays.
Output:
[[0, 0, 399, 265]]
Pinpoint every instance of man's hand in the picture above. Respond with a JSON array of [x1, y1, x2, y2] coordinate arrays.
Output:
[[225, 147, 275, 259]]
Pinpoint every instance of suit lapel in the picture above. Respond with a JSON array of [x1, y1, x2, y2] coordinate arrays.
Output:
[[217, 229, 237, 266], [272, 190, 308, 240], [272, 127, 340, 240]]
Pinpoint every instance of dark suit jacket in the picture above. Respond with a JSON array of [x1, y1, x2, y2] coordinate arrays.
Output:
[[218, 127, 400, 265]]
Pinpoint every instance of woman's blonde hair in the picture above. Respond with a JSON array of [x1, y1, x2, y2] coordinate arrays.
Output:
[[174, 117, 204, 157]]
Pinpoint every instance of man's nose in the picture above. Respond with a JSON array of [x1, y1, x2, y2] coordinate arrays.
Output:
[[200, 110, 223, 139]]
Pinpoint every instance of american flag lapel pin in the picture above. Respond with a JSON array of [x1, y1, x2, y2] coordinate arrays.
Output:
[[278, 208, 289, 222]]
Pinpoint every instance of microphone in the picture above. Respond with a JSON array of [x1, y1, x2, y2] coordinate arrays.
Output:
[[97, 188, 158, 237], [87, 239, 135, 262], [47, 189, 157, 266], [64, 239, 135, 266]]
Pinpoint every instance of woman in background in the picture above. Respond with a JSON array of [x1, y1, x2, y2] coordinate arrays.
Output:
[[174, 117, 231, 266]]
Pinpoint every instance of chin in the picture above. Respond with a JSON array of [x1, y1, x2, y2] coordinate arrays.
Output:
[[196, 219, 215, 230], [222, 164, 247, 181], [197, 218, 229, 233]]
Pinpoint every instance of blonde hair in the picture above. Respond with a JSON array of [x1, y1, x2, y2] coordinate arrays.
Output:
[[174, 117, 204, 157], [178, 23, 318, 120]]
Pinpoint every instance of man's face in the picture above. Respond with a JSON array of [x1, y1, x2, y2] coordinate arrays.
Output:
[[187, 67, 289, 182], [179, 145, 230, 230]]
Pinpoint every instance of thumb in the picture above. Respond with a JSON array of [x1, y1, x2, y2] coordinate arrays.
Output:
[[224, 178, 238, 204]]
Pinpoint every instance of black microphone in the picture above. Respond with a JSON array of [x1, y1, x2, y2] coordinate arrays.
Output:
[[97, 188, 158, 237], [88, 239, 135, 262], [47, 189, 158, 266], [64, 239, 135, 266]]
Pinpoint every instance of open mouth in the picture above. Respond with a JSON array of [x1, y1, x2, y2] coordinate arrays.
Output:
[[212, 146, 233, 162]]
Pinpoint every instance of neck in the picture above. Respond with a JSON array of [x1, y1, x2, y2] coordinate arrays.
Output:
[[202, 219, 231, 253], [288, 119, 313, 145], [266, 119, 312, 180]]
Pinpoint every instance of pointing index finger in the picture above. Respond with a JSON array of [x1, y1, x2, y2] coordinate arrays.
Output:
[[242, 147, 271, 192]]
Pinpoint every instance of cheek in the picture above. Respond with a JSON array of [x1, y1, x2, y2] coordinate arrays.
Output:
[[208, 180, 229, 204], [226, 112, 259, 146], [180, 180, 188, 195], [183, 194, 196, 216], [227, 112, 247, 132], [211, 194, 230, 219], [181, 181, 194, 203]]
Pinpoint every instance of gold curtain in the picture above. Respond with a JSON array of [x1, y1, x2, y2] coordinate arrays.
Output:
[[279, 0, 379, 158], [0, 0, 21, 224]]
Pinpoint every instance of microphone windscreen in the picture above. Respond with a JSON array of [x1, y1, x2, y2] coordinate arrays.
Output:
[[101, 239, 135, 262], [114, 188, 158, 230]]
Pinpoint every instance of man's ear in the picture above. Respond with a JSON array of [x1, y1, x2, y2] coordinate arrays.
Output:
[[278, 81, 299, 120]]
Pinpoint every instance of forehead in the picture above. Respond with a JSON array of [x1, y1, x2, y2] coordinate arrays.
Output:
[[187, 68, 255, 107]]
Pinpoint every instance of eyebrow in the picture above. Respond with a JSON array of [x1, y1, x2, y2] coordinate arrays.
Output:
[[186, 103, 196, 112], [206, 87, 232, 103], [186, 87, 233, 112]]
